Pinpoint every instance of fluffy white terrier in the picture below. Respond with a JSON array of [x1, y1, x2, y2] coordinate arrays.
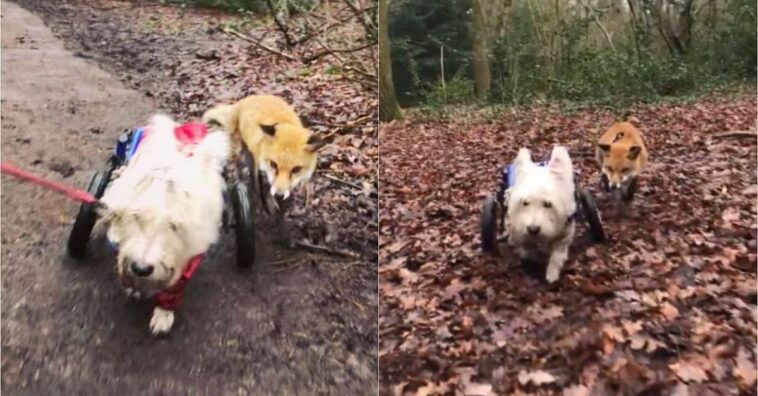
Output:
[[99, 115, 230, 335], [506, 146, 577, 283]]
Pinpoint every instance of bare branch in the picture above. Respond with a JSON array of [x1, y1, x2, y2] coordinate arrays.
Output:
[[222, 27, 298, 61]]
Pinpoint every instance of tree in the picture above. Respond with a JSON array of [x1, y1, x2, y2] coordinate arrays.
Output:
[[470, 0, 491, 100], [379, 0, 403, 121]]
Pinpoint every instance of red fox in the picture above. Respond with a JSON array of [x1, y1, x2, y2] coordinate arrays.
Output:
[[596, 122, 648, 203], [202, 95, 324, 200]]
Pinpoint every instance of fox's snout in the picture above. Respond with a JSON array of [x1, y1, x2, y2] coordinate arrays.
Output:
[[270, 185, 291, 200]]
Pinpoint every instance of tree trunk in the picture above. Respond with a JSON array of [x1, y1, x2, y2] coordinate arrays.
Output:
[[470, 0, 491, 100], [627, 0, 642, 58], [379, 0, 402, 121], [675, 0, 695, 53]]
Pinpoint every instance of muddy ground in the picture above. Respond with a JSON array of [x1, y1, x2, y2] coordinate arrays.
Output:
[[1, 1, 377, 394]]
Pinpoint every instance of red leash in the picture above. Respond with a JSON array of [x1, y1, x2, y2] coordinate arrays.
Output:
[[1, 162, 98, 204]]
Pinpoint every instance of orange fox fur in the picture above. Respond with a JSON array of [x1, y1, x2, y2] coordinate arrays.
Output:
[[202, 95, 323, 199], [596, 121, 648, 190]]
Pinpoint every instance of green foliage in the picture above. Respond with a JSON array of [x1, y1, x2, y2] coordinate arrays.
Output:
[[389, 0, 472, 106], [389, 0, 756, 108], [696, 0, 757, 78], [421, 69, 476, 108]]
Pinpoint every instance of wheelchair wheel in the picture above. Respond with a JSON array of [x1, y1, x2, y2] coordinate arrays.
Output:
[[577, 188, 606, 243], [67, 170, 110, 258], [230, 182, 255, 268], [480, 193, 501, 252]]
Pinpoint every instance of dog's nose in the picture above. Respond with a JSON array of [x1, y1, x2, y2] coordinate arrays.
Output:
[[610, 183, 620, 190], [130, 262, 154, 277], [527, 225, 541, 235], [274, 191, 287, 200]]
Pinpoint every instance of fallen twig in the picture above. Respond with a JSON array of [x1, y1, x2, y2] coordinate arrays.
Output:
[[324, 174, 363, 190], [711, 130, 757, 139], [309, 114, 374, 130], [295, 240, 362, 259], [265, 0, 296, 47], [302, 42, 376, 63], [222, 27, 298, 62]]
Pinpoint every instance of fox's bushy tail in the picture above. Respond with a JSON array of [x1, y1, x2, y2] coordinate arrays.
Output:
[[202, 103, 238, 135]]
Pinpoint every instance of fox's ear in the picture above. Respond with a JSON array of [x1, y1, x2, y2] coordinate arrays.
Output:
[[261, 124, 277, 137], [627, 145, 642, 160], [597, 143, 611, 153], [306, 134, 325, 152]]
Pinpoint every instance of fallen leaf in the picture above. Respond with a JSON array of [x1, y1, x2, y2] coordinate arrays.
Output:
[[671, 382, 690, 396], [530, 304, 564, 323], [416, 382, 438, 396], [518, 370, 556, 386], [660, 302, 679, 320], [562, 384, 590, 396], [463, 382, 494, 396], [734, 347, 757, 386], [602, 324, 625, 342], [398, 268, 420, 285], [670, 361, 708, 383]]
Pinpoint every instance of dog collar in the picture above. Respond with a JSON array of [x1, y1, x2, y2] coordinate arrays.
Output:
[[153, 254, 204, 311]]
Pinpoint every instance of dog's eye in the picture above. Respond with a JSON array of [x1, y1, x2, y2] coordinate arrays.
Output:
[[605, 166, 613, 172], [169, 222, 179, 233], [522, 200, 529, 206], [543, 201, 553, 208], [621, 167, 630, 173], [269, 161, 278, 170], [291, 166, 302, 174]]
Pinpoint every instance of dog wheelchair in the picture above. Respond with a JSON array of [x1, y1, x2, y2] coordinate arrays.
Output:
[[67, 124, 256, 268], [480, 161, 606, 252]]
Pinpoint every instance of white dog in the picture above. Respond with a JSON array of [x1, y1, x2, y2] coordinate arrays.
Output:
[[505, 146, 577, 283], [99, 115, 230, 335]]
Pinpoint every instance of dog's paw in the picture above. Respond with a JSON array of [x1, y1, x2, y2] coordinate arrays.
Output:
[[149, 307, 175, 336], [545, 267, 561, 283]]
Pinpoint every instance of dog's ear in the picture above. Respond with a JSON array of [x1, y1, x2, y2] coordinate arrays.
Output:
[[306, 134, 325, 153], [261, 124, 277, 137], [513, 148, 533, 181], [627, 145, 642, 160], [597, 143, 611, 153], [548, 145, 574, 180], [514, 148, 533, 167]]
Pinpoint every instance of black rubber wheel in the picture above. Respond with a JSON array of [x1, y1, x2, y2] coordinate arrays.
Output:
[[577, 187, 606, 243], [480, 193, 501, 252], [67, 170, 109, 258], [230, 182, 255, 268]]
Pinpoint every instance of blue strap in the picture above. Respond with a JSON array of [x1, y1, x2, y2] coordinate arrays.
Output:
[[503, 160, 548, 188], [106, 239, 119, 252], [125, 127, 145, 163]]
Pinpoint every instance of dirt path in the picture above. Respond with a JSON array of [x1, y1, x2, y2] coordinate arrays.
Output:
[[1, 1, 376, 394]]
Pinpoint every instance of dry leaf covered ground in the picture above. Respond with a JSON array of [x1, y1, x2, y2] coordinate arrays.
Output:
[[379, 94, 757, 395]]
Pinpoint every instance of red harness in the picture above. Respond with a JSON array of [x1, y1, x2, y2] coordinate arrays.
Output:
[[153, 255, 203, 310], [121, 122, 209, 311]]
